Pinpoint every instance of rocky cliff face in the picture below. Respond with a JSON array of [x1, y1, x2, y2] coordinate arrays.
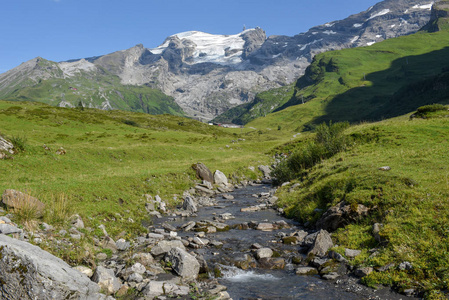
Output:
[[0, 0, 435, 120]]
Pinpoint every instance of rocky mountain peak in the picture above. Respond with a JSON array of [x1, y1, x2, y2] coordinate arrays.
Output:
[[0, 0, 437, 121]]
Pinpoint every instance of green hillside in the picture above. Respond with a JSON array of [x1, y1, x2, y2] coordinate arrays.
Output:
[[247, 11, 449, 131], [0, 58, 185, 116], [212, 84, 295, 125], [272, 108, 449, 298], [0, 100, 291, 261]]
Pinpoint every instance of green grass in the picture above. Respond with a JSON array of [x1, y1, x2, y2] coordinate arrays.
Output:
[[0, 100, 292, 260], [212, 84, 295, 125], [0, 58, 184, 116], [274, 111, 449, 297], [247, 23, 449, 132]]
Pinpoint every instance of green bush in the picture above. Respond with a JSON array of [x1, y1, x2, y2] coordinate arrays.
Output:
[[272, 122, 350, 183], [10, 135, 28, 153], [416, 103, 447, 114]]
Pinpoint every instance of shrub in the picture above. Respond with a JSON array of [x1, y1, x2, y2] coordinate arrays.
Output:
[[122, 119, 140, 127], [416, 103, 447, 114], [10, 135, 28, 153], [272, 121, 350, 183]]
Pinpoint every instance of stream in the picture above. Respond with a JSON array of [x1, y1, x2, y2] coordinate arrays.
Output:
[[153, 183, 413, 300]]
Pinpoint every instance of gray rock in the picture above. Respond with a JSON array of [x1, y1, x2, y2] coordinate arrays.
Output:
[[345, 248, 362, 258], [256, 223, 276, 231], [101, 236, 118, 253], [372, 223, 384, 243], [328, 250, 347, 263], [296, 267, 319, 275], [398, 261, 413, 271], [195, 185, 215, 195], [308, 230, 334, 257], [132, 253, 154, 266], [116, 238, 131, 251], [322, 272, 340, 280], [214, 170, 228, 185], [0, 234, 104, 299], [192, 162, 214, 183], [70, 214, 85, 229], [92, 266, 121, 295], [2, 189, 46, 217], [256, 248, 273, 259], [73, 266, 94, 278], [258, 165, 271, 178], [354, 267, 373, 278], [310, 257, 329, 269], [183, 196, 197, 213], [222, 194, 234, 200], [151, 240, 185, 257], [143, 281, 189, 298], [166, 247, 200, 280], [127, 273, 143, 283], [0, 223, 22, 234], [0, 136, 14, 154]]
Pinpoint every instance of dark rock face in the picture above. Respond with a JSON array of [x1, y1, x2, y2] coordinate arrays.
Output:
[[0, 234, 104, 300]]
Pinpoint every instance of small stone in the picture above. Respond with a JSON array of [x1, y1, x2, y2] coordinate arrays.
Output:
[[73, 266, 94, 277], [322, 272, 340, 280], [354, 267, 373, 278], [296, 267, 319, 275], [96, 253, 108, 261], [256, 223, 275, 231], [398, 261, 413, 270], [345, 248, 362, 258], [256, 248, 273, 259]]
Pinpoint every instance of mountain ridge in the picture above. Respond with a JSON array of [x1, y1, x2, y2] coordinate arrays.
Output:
[[0, 0, 435, 120]]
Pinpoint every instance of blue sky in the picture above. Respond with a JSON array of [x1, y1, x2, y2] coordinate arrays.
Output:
[[1, 0, 380, 73]]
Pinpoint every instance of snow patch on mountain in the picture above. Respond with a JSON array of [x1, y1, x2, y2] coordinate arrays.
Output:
[[150, 30, 257, 66], [367, 9, 391, 21]]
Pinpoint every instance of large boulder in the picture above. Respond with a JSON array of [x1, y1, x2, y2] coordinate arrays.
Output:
[[308, 229, 334, 257], [2, 189, 46, 217], [0, 234, 105, 299], [316, 201, 369, 231], [166, 247, 200, 280], [192, 163, 214, 183], [213, 170, 228, 185]]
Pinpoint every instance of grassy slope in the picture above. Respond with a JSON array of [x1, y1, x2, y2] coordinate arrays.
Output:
[[0, 100, 290, 242], [248, 25, 449, 132], [273, 110, 449, 296], [1, 59, 184, 116], [212, 84, 295, 125]]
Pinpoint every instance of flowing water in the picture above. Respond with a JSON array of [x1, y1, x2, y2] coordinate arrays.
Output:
[[154, 184, 411, 300]]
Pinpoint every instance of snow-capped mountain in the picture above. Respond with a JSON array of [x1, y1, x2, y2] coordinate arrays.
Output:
[[0, 0, 435, 120]]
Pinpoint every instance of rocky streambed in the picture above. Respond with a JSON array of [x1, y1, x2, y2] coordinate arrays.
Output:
[[148, 181, 417, 300], [0, 178, 418, 299]]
